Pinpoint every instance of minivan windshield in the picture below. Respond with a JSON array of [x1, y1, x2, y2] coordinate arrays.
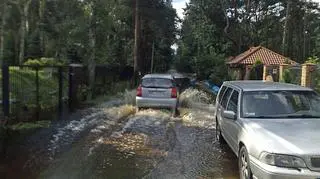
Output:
[[142, 78, 174, 88], [242, 90, 320, 118]]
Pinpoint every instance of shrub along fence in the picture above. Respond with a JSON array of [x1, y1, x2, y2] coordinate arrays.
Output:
[[1, 64, 133, 122]]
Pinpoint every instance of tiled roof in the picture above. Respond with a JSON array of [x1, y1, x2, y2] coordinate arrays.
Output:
[[227, 46, 297, 65]]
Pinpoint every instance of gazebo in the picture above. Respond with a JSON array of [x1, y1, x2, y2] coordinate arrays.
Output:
[[227, 46, 297, 81]]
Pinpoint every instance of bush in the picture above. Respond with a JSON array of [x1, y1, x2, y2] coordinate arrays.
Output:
[[122, 89, 136, 105], [305, 56, 319, 64], [24, 58, 65, 66], [282, 69, 293, 83]]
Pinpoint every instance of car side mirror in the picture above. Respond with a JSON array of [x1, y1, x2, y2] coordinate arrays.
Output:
[[223, 110, 236, 120]]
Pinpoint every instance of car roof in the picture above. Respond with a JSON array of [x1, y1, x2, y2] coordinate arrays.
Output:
[[142, 74, 174, 79], [223, 80, 313, 92]]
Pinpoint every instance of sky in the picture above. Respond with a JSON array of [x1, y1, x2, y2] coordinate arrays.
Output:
[[172, 0, 190, 19], [172, 0, 320, 19]]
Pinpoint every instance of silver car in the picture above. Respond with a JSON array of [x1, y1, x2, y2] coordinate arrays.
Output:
[[215, 81, 320, 179], [136, 74, 178, 113]]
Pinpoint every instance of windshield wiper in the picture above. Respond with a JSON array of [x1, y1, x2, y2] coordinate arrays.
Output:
[[246, 115, 280, 118], [142, 86, 158, 88], [284, 114, 320, 118]]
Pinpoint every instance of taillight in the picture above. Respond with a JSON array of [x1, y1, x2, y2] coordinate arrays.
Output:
[[171, 87, 177, 98], [136, 85, 142, 97]]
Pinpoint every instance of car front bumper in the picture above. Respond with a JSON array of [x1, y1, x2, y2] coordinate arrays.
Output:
[[250, 156, 320, 179], [136, 97, 177, 109]]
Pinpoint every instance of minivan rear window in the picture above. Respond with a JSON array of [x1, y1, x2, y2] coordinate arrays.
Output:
[[142, 78, 174, 88]]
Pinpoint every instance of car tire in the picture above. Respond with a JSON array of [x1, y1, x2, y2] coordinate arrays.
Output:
[[171, 107, 177, 117], [216, 119, 226, 144], [239, 146, 253, 179]]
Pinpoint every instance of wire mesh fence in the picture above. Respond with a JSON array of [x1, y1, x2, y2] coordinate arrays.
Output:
[[0, 68, 3, 119], [4, 66, 69, 121], [1, 64, 133, 122], [284, 65, 302, 85], [311, 65, 320, 93], [265, 65, 280, 82]]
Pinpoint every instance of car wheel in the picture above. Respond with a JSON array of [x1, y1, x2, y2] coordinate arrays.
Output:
[[239, 146, 253, 179], [171, 107, 177, 117], [216, 119, 226, 144]]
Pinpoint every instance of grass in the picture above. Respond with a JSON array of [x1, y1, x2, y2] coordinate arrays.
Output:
[[87, 81, 133, 106], [9, 120, 51, 131], [85, 95, 113, 105]]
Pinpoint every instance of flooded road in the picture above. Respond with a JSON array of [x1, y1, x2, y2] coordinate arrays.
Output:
[[1, 89, 239, 179]]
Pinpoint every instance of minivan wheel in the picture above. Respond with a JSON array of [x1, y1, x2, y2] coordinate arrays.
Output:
[[215, 120, 225, 144], [239, 146, 253, 179], [171, 107, 177, 117]]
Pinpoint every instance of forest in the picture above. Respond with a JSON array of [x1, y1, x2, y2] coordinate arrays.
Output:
[[176, 0, 320, 83], [0, 0, 320, 84]]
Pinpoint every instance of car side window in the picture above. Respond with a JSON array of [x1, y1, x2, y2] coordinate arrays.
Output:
[[227, 90, 239, 113], [221, 88, 233, 108], [218, 86, 227, 104]]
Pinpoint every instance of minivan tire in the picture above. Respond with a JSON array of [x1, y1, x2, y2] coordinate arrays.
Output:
[[239, 146, 253, 179], [216, 119, 226, 144], [171, 107, 177, 117]]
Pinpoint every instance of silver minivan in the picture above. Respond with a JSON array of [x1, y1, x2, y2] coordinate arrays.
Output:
[[215, 81, 320, 179], [136, 74, 178, 113]]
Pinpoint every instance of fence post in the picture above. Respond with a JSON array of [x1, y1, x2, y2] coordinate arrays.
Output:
[[68, 66, 74, 112], [279, 64, 289, 82], [2, 65, 9, 119], [262, 65, 267, 80], [58, 67, 63, 119], [301, 63, 316, 88], [35, 67, 40, 121]]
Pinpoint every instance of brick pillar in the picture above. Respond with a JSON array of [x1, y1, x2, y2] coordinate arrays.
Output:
[[263, 65, 267, 80], [301, 63, 316, 87], [279, 64, 289, 82]]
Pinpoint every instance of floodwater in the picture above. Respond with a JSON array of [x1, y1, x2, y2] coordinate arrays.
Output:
[[0, 89, 239, 179]]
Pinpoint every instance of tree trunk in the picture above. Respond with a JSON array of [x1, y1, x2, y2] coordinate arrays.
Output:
[[150, 41, 155, 73], [133, 0, 140, 85], [220, 0, 238, 48], [19, 11, 26, 64], [39, 0, 45, 55], [0, 2, 6, 66], [18, 1, 31, 65], [282, 1, 291, 56], [87, 29, 96, 100], [87, 5, 96, 101]]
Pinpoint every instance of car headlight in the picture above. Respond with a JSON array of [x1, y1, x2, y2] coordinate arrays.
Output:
[[260, 152, 306, 168]]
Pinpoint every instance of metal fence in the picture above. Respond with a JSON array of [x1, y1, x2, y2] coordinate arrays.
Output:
[[265, 65, 280, 82], [311, 65, 320, 93], [1, 64, 133, 122], [285, 65, 302, 85], [1, 65, 69, 121]]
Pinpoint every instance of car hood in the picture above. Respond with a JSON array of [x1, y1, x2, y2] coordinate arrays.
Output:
[[246, 119, 320, 155]]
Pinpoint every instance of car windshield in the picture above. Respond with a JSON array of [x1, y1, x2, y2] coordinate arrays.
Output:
[[142, 78, 174, 88], [242, 90, 320, 118]]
